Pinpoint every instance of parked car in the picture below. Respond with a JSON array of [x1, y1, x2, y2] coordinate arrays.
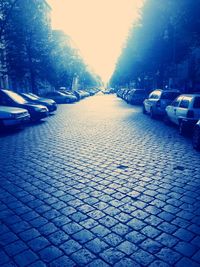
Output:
[[90, 88, 100, 95], [165, 94, 200, 134], [143, 89, 180, 118], [88, 89, 97, 96], [58, 89, 78, 101], [79, 90, 90, 98], [45, 91, 76, 103], [192, 119, 200, 150], [103, 89, 110, 94], [116, 88, 123, 97], [0, 89, 49, 121], [116, 88, 126, 98], [123, 88, 132, 101], [73, 90, 89, 100], [0, 106, 30, 128], [127, 89, 147, 105], [104, 88, 115, 94], [19, 93, 57, 112]]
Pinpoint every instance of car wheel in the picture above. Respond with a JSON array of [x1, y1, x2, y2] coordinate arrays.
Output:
[[150, 108, 155, 119], [143, 105, 147, 114], [179, 120, 187, 135], [192, 126, 200, 150]]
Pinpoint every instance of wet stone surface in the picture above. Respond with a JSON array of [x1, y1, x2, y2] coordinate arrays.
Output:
[[0, 94, 200, 266]]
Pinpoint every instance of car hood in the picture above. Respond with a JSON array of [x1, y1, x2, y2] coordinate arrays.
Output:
[[0, 106, 28, 114], [38, 98, 56, 104], [23, 102, 47, 109], [65, 95, 77, 99]]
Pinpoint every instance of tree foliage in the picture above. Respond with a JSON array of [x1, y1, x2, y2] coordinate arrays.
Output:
[[0, 0, 99, 92], [110, 0, 200, 90]]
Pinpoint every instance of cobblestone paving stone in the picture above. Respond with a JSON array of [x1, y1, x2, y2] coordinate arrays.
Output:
[[0, 94, 200, 266]]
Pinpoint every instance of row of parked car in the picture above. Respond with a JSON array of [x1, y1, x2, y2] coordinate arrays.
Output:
[[117, 88, 200, 151], [0, 88, 99, 129], [46, 88, 99, 104]]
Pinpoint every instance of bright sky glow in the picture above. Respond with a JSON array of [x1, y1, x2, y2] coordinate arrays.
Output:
[[47, 0, 144, 83]]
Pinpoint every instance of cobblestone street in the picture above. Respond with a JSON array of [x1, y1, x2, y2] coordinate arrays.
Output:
[[0, 93, 200, 267]]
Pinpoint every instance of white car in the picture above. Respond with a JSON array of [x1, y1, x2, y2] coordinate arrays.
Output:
[[143, 89, 180, 118], [165, 94, 200, 134], [0, 106, 30, 128]]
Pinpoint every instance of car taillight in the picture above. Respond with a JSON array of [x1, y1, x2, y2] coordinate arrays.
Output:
[[187, 110, 194, 118], [156, 100, 161, 107]]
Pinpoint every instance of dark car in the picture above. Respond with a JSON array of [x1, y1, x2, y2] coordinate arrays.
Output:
[[58, 89, 78, 102], [0, 106, 30, 128], [73, 90, 85, 101], [192, 120, 200, 150], [0, 89, 49, 121], [116, 88, 126, 98], [45, 91, 77, 103], [88, 88, 99, 96], [126, 89, 147, 105], [19, 93, 57, 112]]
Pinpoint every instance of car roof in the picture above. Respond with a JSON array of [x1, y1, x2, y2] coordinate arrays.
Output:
[[131, 88, 145, 91], [151, 89, 180, 93], [178, 93, 200, 97]]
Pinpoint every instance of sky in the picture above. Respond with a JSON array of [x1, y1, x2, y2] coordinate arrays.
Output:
[[47, 0, 144, 83]]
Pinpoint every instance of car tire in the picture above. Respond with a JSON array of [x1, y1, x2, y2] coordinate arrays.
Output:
[[192, 126, 200, 150], [150, 108, 155, 119], [143, 105, 147, 114], [179, 120, 187, 135]]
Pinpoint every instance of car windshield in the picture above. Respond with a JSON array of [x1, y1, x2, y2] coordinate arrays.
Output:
[[29, 93, 40, 99], [161, 92, 179, 100], [23, 93, 38, 101], [63, 91, 72, 95], [59, 92, 66, 96], [4, 90, 27, 104]]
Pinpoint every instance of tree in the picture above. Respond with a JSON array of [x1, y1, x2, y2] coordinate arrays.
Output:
[[49, 30, 100, 90], [3, 0, 52, 92], [111, 0, 200, 91], [0, 0, 19, 39], [1, 0, 99, 93]]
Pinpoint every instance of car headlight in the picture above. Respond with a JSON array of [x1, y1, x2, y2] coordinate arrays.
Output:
[[41, 107, 48, 112], [10, 112, 29, 119], [34, 107, 47, 112]]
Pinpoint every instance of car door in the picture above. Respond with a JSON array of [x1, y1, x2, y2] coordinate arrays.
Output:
[[176, 96, 191, 123], [144, 91, 159, 113], [166, 96, 182, 124]]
